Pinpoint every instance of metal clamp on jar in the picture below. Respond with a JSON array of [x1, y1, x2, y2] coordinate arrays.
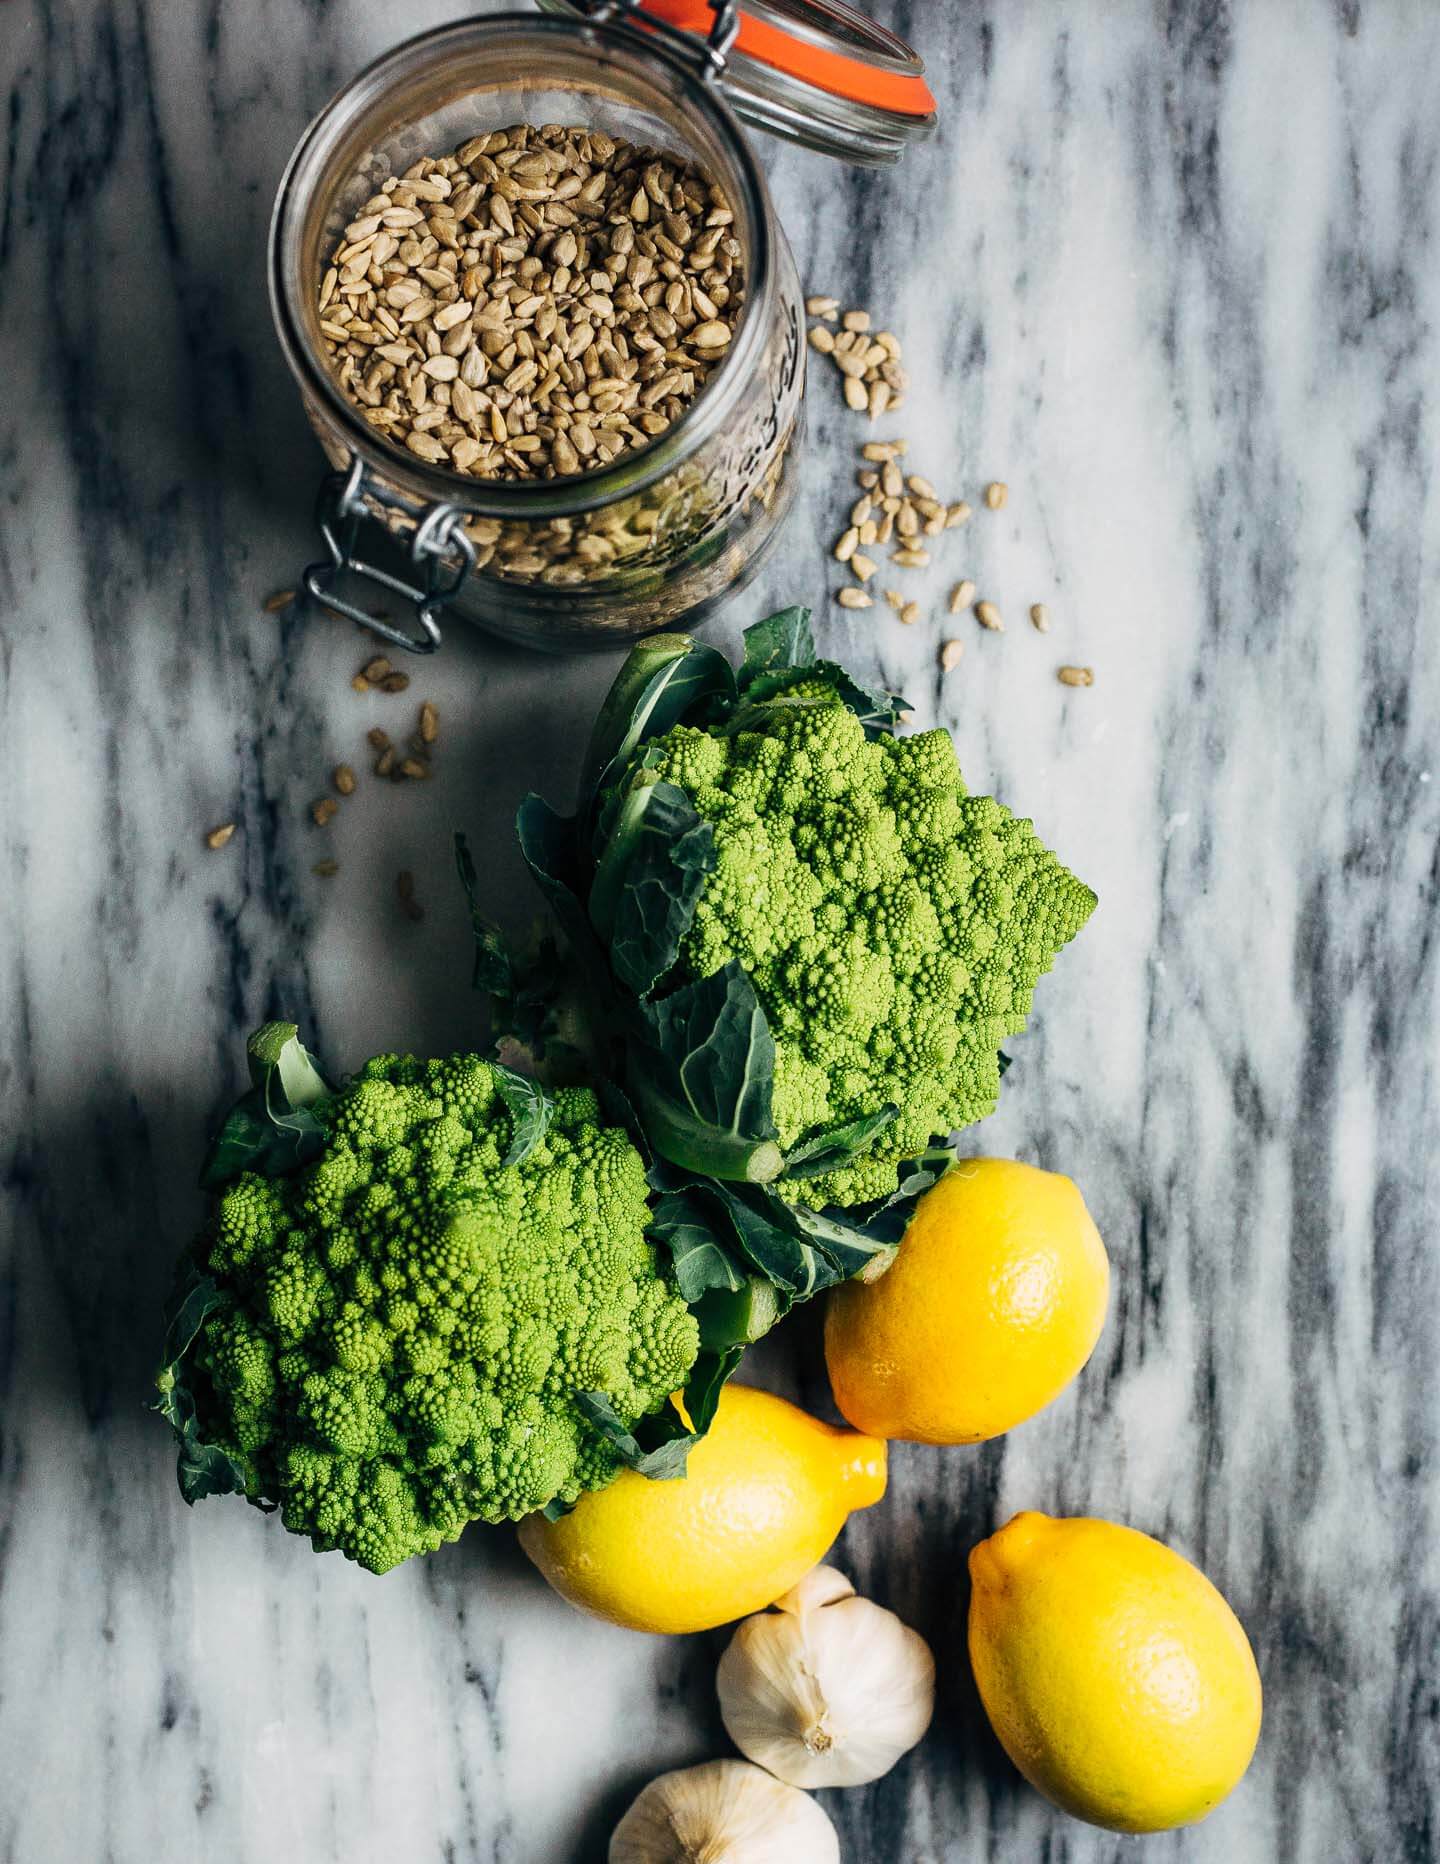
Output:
[[268, 1, 934, 653]]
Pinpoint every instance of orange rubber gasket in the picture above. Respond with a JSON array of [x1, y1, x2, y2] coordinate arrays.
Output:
[[638, 0, 937, 117]]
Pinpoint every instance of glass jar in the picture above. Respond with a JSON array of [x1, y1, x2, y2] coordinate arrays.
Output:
[[269, 4, 933, 653]]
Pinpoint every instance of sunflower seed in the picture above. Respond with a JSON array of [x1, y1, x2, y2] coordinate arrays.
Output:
[[1058, 664, 1094, 687], [204, 823, 236, 850]]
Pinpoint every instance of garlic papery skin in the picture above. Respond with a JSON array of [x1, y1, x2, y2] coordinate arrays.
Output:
[[608, 1760, 838, 1864], [716, 1564, 936, 1788]]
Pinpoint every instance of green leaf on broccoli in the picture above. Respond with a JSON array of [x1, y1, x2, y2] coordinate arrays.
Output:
[[153, 1268, 251, 1504], [576, 1342, 746, 1480], [198, 1023, 333, 1190], [631, 961, 783, 1184], [491, 1063, 552, 1169], [579, 633, 736, 829], [781, 1105, 900, 1181], [588, 781, 717, 998], [738, 606, 816, 690]]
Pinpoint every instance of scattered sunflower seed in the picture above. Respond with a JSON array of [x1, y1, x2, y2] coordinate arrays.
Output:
[[834, 526, 859, 564], [361, 655, 393, 684], [311, 797, 340, 826], [949, 579, 976, 614], [351, 673, 372, 693], [810, 308, 905, 417], [900, 601, 922, 626], [806, 294, 840, 319], [984, 481, 1008, 510], [893, 547, 930, 568], [945, 501, 972, 527], [312, 859, 340, 878], [399, 756, 430, 779], [333, 764, 357, 795], [420, 701, 439, 743], [837, 587, 873, 609], [381, 672, 412, 694], [940, 639, 965, 671], [884, 588, 906, 613], [975, 600, 1003, 631], [262, 589, 295, 614], [204, 823, 236, 851], [851, 553, 877, 582], [375, 746, 397, 777], [367, 727, 392, 751], [1030, 603, 1051, 633], [1058, 665, 1094, 687]]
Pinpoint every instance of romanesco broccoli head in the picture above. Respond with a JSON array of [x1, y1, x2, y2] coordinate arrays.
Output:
[[641, 692, 1095, 1205], [186, 1057, 698, 1572]]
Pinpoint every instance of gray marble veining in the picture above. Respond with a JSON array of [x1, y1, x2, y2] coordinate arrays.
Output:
[[2, 2, 1438, 1860]]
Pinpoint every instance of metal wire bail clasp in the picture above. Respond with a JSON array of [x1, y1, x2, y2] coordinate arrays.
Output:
[[302, 457, 478, 654], [587, 0, 739, 79]]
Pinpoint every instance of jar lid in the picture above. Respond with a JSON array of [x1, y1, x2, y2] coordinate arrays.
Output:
[[542, 0, 937, 166]]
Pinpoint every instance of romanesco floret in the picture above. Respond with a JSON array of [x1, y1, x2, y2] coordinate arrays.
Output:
[[185, 1056, 699, 1572], [642, 694, 1095, 1205]]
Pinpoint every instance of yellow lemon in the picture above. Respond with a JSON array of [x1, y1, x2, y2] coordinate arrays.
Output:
[[517, 1384, 886, 1634], [969, 1511, 1262, 1832], [824, 1157, 1109, 1443]]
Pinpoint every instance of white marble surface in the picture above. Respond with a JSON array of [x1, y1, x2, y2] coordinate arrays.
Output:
[[3, 2, 1439, 1860]]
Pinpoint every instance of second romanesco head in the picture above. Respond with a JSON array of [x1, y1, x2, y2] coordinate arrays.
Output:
[[184, 1055, 699, 1573]]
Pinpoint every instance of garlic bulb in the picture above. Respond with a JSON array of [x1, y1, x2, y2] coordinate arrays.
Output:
[[716, 1565, 935, 1788], [609, 1760, 838, 1864]]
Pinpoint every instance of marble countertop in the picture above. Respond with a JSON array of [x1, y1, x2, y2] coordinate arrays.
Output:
[[3, 3, 1438, 1860]]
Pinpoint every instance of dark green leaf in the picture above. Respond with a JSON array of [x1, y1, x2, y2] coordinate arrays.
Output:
[[516, 792, 590, 949], [198, 1024, 334, 1190], [576, 1346, 747, 1480], [590, 783, 716, 998], [579, 634, 736, 824], [649, 1166, 882, 1302], [650, 1183, 748, 1300], [815, 657, 911, 736], [455, 831, 515, 998], [631, 963, 782, 1182], [782, 1104, 899, 1181], [738, 608, 816, 691], [679, 1347, 746, 1437], [788, 1203, 900, 1283], [690, 1277, 782, 1352], [575, 1390, 697, 1481], [153, 1269, 250, 1505], [175, 1435, 253, 1505], [595, 1077, 651, 1162], [491, 1063, 552, 1169]]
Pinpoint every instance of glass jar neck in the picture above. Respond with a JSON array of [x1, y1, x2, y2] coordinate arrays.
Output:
[[269, 12, 775, 518]]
